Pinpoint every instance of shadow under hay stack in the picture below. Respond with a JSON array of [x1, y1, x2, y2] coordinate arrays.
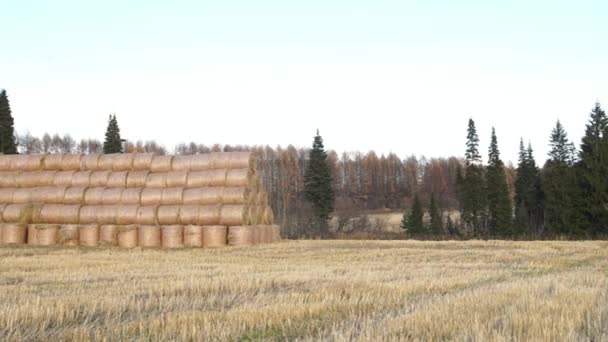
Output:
[[0, 152, 280, 248]]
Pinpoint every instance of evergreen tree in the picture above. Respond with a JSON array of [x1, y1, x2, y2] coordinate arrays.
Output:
[[428, 194, 443, 236], [576, 102, 608, 236], [514, 140, 543, 237], [401, 194, 425, 237], [458, 119, 487, 236], [103, 114, 123, 154], [0, 90, 18, 154], [486, 128, 512, 236], [303, 130, 335, 232], [446, 215, 458, 237]]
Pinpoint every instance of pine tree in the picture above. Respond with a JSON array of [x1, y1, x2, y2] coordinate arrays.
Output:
[[458, 119, 487, 236], [0, 90, 18, 154], [576, 102, 608, 236], [514, 140, 543, 237], [428, 194, 443, 236], [486, 128, 512, 237], [401, 194, 425, 237], [103, 114, 123, 154], [303, 130, 335, 232]]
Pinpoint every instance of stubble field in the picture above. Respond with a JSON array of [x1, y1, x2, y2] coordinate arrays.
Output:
[[1, 240, 607, 341]]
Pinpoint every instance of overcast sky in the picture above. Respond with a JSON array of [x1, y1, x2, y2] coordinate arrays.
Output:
[[2, 0, 607, 164]]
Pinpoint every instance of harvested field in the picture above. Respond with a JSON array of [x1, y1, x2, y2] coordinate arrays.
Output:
[[0, 240, 607, 341]]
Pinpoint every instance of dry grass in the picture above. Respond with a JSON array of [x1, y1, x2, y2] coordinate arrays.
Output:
[[0, 240, 607, 341]]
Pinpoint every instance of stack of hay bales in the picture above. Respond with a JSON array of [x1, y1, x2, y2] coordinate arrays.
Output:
[[0, 152, 281, 248]]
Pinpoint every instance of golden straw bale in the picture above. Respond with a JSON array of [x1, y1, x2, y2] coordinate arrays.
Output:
[[161, 225, 184, 248], [89, 170, 111, 187], [263, 207, 274, 225], [126, 171, 149, 187], [157, 205, 181, 225], [136, 206, 158, 225], [30, 186, 68, 204], [2, 223, 27, 244], [52, 171, 76, 186], [0, 155, 11, 170], [102, 188, 124, 205], [222, 187, 250, 204], [27, 223, 38, 245], [170, 155, 193, 171], [183, 225, 203, 247], [61, 154, 82, 171], [228, 225, 254, 246], [166, 171, 188, 187], [186, 170, 227, 187], [42, 154, 64, 170], [12, 188, 32, 204], [78, 224, 99, 246], [37, 204, 81, 224], [96, 205, 119, 224], [120, 188, 142, 204], [99, 225, 118, 246], [220, 204, 249, 226], [33, 224, 59, 246], [177, 205, 200, 225], [84, 187, 104, 205], [16, 171, 57, 187], [182, 187, 223, 205], [0, 171, 19, 187], [161, 188, 183, 205], [202, 226, 227, 248], [10, 155, 43, 171], [271, 224, 281, 241], [0, 188, 14, 203], [111, 154, 135, 171], [189, 154, 213, 171], [63, 187, 86, 205], [97, 154, 116, 170], [138, 225, 161, 247], [210, 152, 255, 169], [0, 203, 7, 222], [132, 153, 155, 171], [117, 225, 138, 248], [72, 171, 92, 187], [3, 203, 34, 223], [58, 224, 79, 246], [256, 191, 268, 207], [116, 205, 139, 225], [107, 171, 128, 188], [140, 188, 162, 205], [252, 225, 263, 245], [78, 206, 99, 224], [198, 204, 222, 225], [150, 155, 173, 172], [145, 173, 167, 188], [225, 169, 253, 187], [80, 154, 101, 171]]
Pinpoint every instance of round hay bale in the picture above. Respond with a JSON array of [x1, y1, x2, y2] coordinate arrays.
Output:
[[12, 188, 32, 204], [0, 171, 19, 187], [31, 186, 68, 204], [97, 154, 116, 170], [96, 205, 119, 224], [37, 204, 81, 224], [227, 225, 254, 246], [271, 224, 281, 241], [0, 155, 13, 170], [84, 187, 104, 205], [10, 155, 43, 171], [89, 171, 111, 187], [3, 204, 34, 223], [112, 154, 135, 171], [211, 152, 255, 169], [256, 192, 268, 208], [161, 225, 184, 248], [145, 173, 167, 188], [133, 153, 155, 171], [225, 169, 253, 187], [72, 171, 92, 187], [0, 188, 14, 203], [16, 171, 57, 187], [136, 206, 158, 225], [126, 171, 149, 188], [78, 206, 99, 224], [189, 154, 212, 171], [138, 225, 161, 247], [263, 207, 274, 225], [78, 224, 99, 246], [52, 170, 75, 186], [161, 188, 183, 205], [61, 154, 82, 171], [220, 205, 249, 226], [198, 204, 222, 225], [107, 171, 128, 188], [171, 155, 193, 171], [222, 187, 250, 204], [99, 225, 118, 246], [117, 225, 138, 248], [157, 205, 181, 225], [166, 171, 188, 187], [150, 155, 173, 172], [202, 226, 227, 248], [120, 188, 142, 204], [2, 223, 27, 244], [58, 224, 79, 246], [0, 203, 7, 222], [177, 205, 200, 225], [102, 188, 124, 205], [80, 154, 101, 171], [63, 186, 86, 205], [27, 223, 37, 245], [140, 188, 162, 205], [252, 225, 263, 245], [33, 224, 59, 246], [116, 205, 139, 225], [183, 225, 203, 247], [247, 206, 259, 225], [187, 170, 227, 187], [42, 154, 64, 170], [182, 187, 223, 205]]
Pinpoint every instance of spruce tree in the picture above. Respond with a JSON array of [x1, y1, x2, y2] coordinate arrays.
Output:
[[428, 194, 443, 236], [458, 119, 487, 236], [0, 90, 18, 154], [486, 128, 512, 237], [303, 130, 335, 232], [514, 140, 543, 237], [401, 194, 425, 237], [103, 114, 123, 154]]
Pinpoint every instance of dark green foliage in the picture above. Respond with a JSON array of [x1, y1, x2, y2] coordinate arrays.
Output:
[[103, 114, 123, 154], [486, 128, 512, 236], [303, 130, 335, 231], [0, 90, 18, 154], [401, 194, 425, 237], [428, 194, 443, 235], [513, 140, 543, 237], [458, 119, 487, 236]]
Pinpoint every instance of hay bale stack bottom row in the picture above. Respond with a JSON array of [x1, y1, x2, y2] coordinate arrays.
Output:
[[0, 152, 280, 248]]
